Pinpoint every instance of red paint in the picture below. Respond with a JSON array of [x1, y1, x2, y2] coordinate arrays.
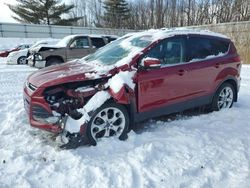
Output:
[[0, 47, 19, 57], [24, 34, 242, 134]]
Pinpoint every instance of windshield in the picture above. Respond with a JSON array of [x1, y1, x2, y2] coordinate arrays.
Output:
[[56, 35, 75, 47], [83, 35, 153, 66]]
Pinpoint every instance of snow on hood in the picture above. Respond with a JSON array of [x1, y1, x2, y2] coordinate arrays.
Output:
[[28, 60, 101, 88], [30, 45, 61, 53], [30, 36, 75, 52], [8, 48, 28, 57], [107, 70, 136, 93]]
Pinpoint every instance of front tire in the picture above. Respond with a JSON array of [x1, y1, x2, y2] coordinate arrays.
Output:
[[17, 56, 27, 64], [46, 57, 63, 67], [211, 83, 235, 111], [86, 101, 129, 146]]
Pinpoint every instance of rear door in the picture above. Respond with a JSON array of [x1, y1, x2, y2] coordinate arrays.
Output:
[[185, 35, 231, 96], [89, 37, 107, 54], [66, 36, 91, 61]]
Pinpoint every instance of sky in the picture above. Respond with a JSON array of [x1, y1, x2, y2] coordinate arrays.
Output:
[[0, 0, 17, 23], [0, 0, 70, 23]]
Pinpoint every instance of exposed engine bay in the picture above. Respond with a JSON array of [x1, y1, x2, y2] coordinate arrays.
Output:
[[43, 79, 106, 121], [39, 79, 109, 148]]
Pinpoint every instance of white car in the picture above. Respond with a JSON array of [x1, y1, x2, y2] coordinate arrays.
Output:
[[6, 39, 59, 65]]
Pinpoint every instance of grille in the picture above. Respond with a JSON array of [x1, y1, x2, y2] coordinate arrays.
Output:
[[32, 105, 51, 119]]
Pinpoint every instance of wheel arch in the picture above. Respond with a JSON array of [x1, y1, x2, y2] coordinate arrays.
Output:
[[46, 55, 64, 64], [215, 76, 238, 102], [17, 55, 27, 64], [108, 85, 136, 130]]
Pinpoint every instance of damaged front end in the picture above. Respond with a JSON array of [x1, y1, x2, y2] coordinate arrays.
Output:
[[38, 79, 107, 149]]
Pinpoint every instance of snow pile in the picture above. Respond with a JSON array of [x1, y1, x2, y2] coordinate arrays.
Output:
[[107, 70, 136, 93], [0, 62, 250, 187]]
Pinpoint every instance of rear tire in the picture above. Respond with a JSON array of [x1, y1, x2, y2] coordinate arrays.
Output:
[[211, 83, 235, 111], [86, 101, 129, 146], [46, 57, 63, 67]]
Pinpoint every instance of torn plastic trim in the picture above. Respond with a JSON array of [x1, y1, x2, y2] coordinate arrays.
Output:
[[64, 90, 111, 134]]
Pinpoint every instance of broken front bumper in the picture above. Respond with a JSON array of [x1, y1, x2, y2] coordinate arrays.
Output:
[[23, 84, 62, 133]]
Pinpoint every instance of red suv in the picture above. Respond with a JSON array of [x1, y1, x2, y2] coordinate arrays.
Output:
[[23, 29, 241, 148]]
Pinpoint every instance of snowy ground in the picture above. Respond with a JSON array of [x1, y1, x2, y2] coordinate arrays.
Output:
[[0, 59, 250, 187]]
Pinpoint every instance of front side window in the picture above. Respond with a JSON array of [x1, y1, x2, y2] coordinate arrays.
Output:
[[70, 37, 89, 48], [142, 37, 186, 66], [187, 36, 230, 62]]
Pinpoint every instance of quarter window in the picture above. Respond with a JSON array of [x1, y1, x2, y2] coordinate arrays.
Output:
[[143, 37, 186, 66]]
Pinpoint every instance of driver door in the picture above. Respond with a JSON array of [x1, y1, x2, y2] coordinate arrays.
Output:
[[66, 36, 91, 61], [136, 36, 193, 113]]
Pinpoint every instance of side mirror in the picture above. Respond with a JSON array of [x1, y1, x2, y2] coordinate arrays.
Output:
[[142, 58, 161, 69]]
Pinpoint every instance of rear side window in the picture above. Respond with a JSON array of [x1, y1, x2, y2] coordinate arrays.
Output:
[[187, 36, 230, 62], [90, 38, 106, 48]]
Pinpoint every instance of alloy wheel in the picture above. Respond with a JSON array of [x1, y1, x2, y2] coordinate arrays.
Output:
[[217, 86, 234, 109], [18, 57, 27, 64], [90, 107, 126, 141]]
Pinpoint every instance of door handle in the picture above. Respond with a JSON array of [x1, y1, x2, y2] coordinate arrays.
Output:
[[178, 69, 186, 76]]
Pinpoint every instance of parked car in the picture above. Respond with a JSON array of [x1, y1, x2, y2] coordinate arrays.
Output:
[[27, 34, 117, 68], [6, 39, 59, 65], [23, 29, 241, 149], [0, 44, 31, 57]]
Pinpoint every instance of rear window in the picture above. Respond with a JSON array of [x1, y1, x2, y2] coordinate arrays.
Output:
[[187, 36, 230, 62], [90, 38, 106, 48]]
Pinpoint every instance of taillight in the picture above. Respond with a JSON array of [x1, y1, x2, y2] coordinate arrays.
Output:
[[232, 56, 241, 63], [229, 42, 237, 54]]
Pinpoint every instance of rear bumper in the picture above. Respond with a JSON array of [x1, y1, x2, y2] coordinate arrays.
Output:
[[23, 86, 62, 133]]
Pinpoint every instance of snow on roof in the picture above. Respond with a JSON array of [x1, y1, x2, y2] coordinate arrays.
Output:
[[126, 27, 229, 41]]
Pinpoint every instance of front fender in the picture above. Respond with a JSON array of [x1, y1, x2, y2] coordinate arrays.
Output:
[[108, 85, 134, 104]]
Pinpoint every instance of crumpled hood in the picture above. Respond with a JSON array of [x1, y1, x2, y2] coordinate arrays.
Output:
[[28, 60, 106, 88], [30, 45, 61, 53]]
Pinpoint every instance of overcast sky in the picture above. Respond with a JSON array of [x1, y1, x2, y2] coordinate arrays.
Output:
[[0, 0, 17, 23], [0, 0, 71, 23]]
